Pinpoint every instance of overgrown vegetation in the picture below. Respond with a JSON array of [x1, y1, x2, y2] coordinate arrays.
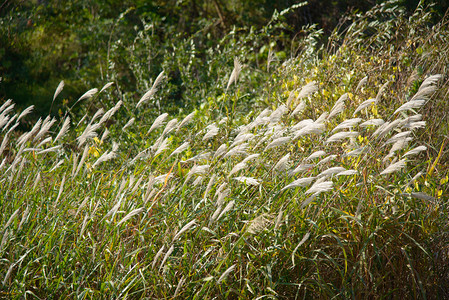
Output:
[[1, 1, 448, 299]]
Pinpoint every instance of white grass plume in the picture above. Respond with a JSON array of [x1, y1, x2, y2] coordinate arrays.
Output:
[[360, 118, 385, 127], [0, 99, 13, 114], [233, 176, 260, 186], [296, 81, 318, 100], [159, 244, 174, 271], [331, 118, 362, 133], [223, 143, 248, 158], [269, 104, 287, 123], [274, 153, 290, 173], [54, 117, 70, 143], [170, 142, 189, 157], [305, 181, 333, 195], [78, 88, 98, 102], [213, 144, 228, 159], [17, 105, 34, 122], [226, 57, 242, 91], [162, 118, 178, 136], [217, 264, 235, 283], [291, 100, 306, 116], [325, 131, 358, 144], [355, 76, 368, 92], [246, 213, 272, 234], [53, 80, 64, 101], [228, 162, 247, 177], [137, 71, 165, 108], [203, 124, 219, 141], [293, 122, 325, 139], [176, 111, 195, 131], [403, 145, 427, 157], [123, 118, 135, 131], [328, 93, 347, 119], [281, 177, 315, 191], [353, 98, 376, 115], [154, 137, 170, 156], [152, 245, 165, 269], [290, 163, 314, 175], [173, 220, 196, 242], [380, 159, 406, 175], [318, 167, 346, 178], [394, 99, 426, 114], [265, 136, 290, 150], [305, 150, 326, 161], [99, 82, 114, 93], [148, 113, 168, 134]]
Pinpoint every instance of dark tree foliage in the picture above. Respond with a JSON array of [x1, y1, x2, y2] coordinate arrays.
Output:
[[0, 0, 447, 119]]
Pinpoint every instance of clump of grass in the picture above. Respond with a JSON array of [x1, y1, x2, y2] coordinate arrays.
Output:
[[1, 2, 448, 299]]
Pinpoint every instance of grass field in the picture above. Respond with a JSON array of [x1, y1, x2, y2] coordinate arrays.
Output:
[[1, 2, 448, 299]]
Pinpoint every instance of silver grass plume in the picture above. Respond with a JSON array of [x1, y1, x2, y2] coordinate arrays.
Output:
[[217, 264, 236, 283], [223, 143, 248, 158], [226, 57, 242, 91], [54, 117, 70, 143], [213, 144, 228, 159], [137, 71, 165, 108], [355, 76, 368, 92], [274, 153, 290, 173], [265, 136, 290, 150], [154, 137, 170, 156], [74, 145, 89, 177], [318, 167, 346, 178], [99, 82, 114, 93], [293, 122, 325, 139], [291, 232, 311, 266], [17, 105, 34, 122], [403, 145, 427, 157], [325, 131, 358, 144], [90, 108, 104, 124], [116, 208, 145, 227], [176, 111, 195, 132], [0, 99, 12, 114], [336, 170, 358, 176], [203, 124, 219, 141], [148, 113, 168, 134], [296, 81, 319, 100], [215, 200, 235, 221], [159, 244, 174, 271], [290, 163, 314, 175], [78, 88, 98, 102], [376, 82, 389, 102], [52, 80, 64, 101], [353, 98, 376, 115], [281, 177, 315, 191], [233, 176, 260, 186], [35, 117, 56, 141], [360, 118, 385, 127], [327, 93, 348, 119], [394, 99, 426, 114], [291, 100, 306, 117], [305, 150, 326, 161], [162, 119, 178, 136], [169, 142, 189, 157], [228, 162, 247, 178], [98, 101, 122, 125], [384, 131, 412, 145], [269, 104, 287, 123], [100, 128, 109, 143], [331, 118, 362, 133], [152, 245, 165, 269], [246, 213, 272, 234], [380, 159, 406, 175], [173, 220, 196, 242], [203, 174, 217, 199], [123, 118, 135, 131], [305, 181, 333, 195]]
